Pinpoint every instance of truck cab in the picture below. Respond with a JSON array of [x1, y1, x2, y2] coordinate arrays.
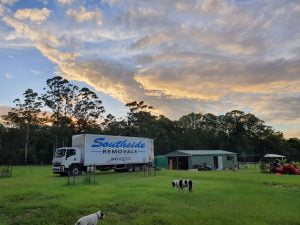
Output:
[[52, 147, 81, 175]]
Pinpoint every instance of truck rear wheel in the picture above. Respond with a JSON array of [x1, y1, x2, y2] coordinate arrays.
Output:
[[70, 165, 82, 176], [128, 165, 135, 172], [114, 164, 135, 172]]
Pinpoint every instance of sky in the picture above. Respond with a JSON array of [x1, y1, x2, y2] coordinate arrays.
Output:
[[0, 0, 299, 138]]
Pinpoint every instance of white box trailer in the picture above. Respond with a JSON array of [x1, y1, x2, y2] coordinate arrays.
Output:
[[52, 134, 154, 175]]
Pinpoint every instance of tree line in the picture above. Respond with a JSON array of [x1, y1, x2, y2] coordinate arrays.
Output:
[[0, 76, 299, 165]]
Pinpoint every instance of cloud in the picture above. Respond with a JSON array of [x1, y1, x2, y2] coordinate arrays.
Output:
[[66, 6, 102, 25], [130, 33, 173, 49], [14, 8, 50, 24], [0, 4, 4, 16], [35, 43, 208, 119], [57, 0, 72, 5], [0, 105, 11, 117], [0, 105, 51, 122], [134, 58, 300, 102], [29, 69, 41, 75], [201, 0, 230, 14], [36, 43, 141, 103], [0, 0, 18, 6], [2, 17, 61, 46], [294, 4, 300, 12], [5, 73, 12, 79], [284, 129, 300, 139], [2, 0, 300, 137]]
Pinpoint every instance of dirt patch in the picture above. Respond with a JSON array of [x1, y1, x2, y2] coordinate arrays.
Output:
[[7, 192, 61, 203], [8, 207, 48, 225], [263, 182, 300, 190]]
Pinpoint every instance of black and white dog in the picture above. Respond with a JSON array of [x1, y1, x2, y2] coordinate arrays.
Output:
[[172, 179, 193, 193], [75, 211, 105, 225]]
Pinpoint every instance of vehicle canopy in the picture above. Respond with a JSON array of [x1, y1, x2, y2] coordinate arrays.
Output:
[[263, 154, 286, 158]]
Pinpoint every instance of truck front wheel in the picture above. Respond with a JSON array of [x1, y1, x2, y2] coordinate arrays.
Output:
[[70, 165, 82, 176]]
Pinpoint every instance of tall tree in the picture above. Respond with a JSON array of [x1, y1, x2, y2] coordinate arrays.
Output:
[[125, 101, 156, 136], [42, 76, 78, 148], [2, 89, 42, 164], [73, 87, 105, 133], [102, 113, 127, 136]]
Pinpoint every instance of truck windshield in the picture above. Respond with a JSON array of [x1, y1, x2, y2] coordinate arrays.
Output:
[[55, 149, 66, 158]]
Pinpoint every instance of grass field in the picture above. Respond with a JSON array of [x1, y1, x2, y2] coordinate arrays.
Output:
[[0, 166, 300, 225]]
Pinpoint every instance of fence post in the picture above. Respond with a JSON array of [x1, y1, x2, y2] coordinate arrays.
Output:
[[68, 170, 70, 185], [89, 164, 91, 184], [73, 170, 75, 185], [9, 164, 12, 177], [93, 164, 96, 184]]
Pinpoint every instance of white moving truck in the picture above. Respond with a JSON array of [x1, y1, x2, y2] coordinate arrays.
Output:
[[52, 134, 154, 175]]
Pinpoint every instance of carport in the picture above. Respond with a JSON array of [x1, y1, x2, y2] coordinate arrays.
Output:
[[165, 150, 237, 170]]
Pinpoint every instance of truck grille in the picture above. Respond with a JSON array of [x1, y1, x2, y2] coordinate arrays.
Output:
[[52, 162, 61, 166]]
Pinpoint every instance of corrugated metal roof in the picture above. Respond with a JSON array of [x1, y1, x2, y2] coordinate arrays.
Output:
[[165, 150, 236, 157], [164, 151, 190, 157]]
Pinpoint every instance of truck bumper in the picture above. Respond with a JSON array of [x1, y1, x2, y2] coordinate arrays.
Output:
[[52, 165, 65, 174]]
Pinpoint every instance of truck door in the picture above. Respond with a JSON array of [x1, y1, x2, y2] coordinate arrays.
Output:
[[65, 149, 77, 168]]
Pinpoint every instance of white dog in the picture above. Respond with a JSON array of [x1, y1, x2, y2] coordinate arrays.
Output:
[[75, 211, 105, 225]]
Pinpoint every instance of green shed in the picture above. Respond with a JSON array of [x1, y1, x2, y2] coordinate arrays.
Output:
[[154, 155, 168, 169], [165, 150, 237, 170]]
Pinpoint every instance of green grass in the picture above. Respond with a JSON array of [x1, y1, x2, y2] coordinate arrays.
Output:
[[0, 166, 300, 225]]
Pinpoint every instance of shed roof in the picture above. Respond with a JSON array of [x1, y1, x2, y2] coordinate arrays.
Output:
[[165, 150, 236, 157]]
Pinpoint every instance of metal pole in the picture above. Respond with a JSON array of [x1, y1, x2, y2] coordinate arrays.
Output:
[[73, 171, 75, 185], [68, 170, 70, 185], [147, 164, 149, 176], [10, 164, 12, 177], [89, 164, 91, 183], [94, 164, 96, 184]]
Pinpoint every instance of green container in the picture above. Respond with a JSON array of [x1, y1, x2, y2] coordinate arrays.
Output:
[[154, 155, 168, 169]]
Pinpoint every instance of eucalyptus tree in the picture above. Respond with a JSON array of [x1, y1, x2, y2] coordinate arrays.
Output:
[[125, 101, 156, 136], [42, 76, 78, 122], [42, 76, 78, 148], [73, 87, 105, 133], [177, 113, 204, 149], [2, 88, 42, 164], [102, 113, 127, 136]]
